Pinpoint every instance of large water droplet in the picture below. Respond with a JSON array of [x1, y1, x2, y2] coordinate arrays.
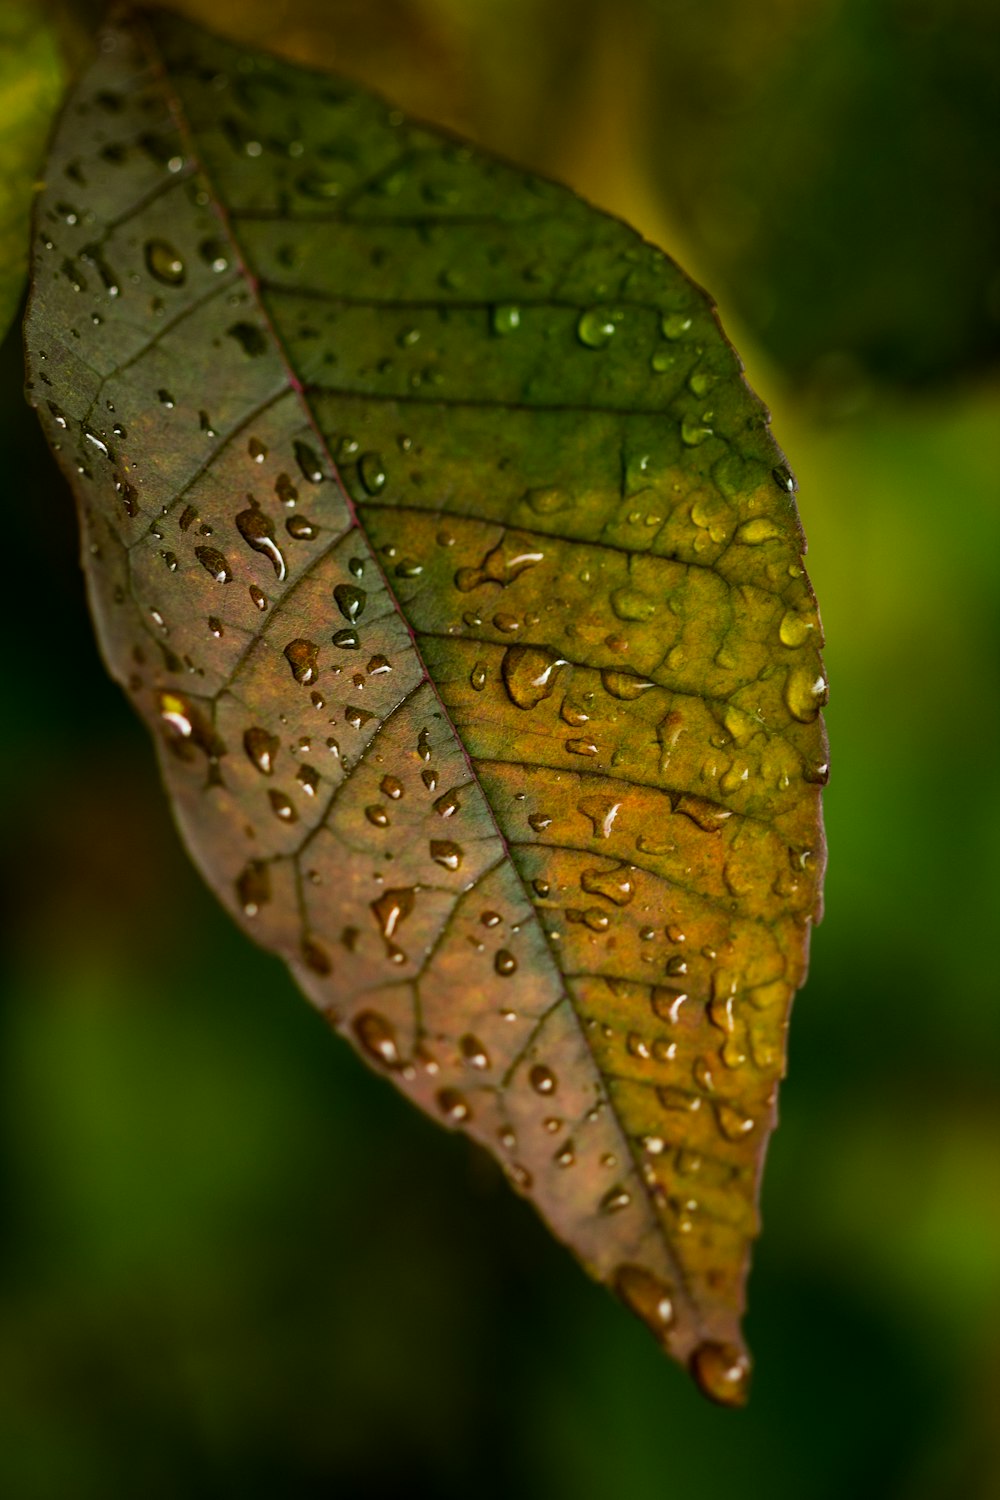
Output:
[[236, 505, 286, 579], [501, 644, 566, 709], [577, 796, 622, 839], [455, 534, 545, 592]]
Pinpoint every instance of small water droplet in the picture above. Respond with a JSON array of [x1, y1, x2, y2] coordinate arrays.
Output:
[[283, 638, 319, 684], [599, 1185, 632, 1214], [614, 1265, 675, 1335], [334, 583, 366, 622], [244, 726, 279, 773], [332, 628, 360, 650], [236, 860, 270, 916], [470, 662, 488, 691], [286, 515, 318, 540], [158, 388, 174, 408], [353, 1010, 402, 1068], [296, 764, 320, 795], [249, 584, 268, 611], [195, 546, 232, 583], [736, 517, 781, 545], [529, 1063, 555, 1094], [690, 1342, 751, 1408], [144, 238, 186, 285], [436, 1088, 470, 1124], [359, 451, 386, 494], [433, 788, 461, 818], [429, 840, 462, 870], [580, 864, 635, 906], [577, 307, 619, 348], [771, 463, 796, 492], [611, 587, 656, 621], [365, 805, 390, 827], [524, 486, 572, 516], [681, 418, 713, 447], [491, 303, 521, 335], [268, 788, 298, 822], [661, 312, 691, 339], [294, 439, 324, 483], [715, 1102, 755, 1141], [600, 667, 655, 700], [460, 1034, 490, 1070], [494, 950, 517, 976], [371, 887, 415, 955]]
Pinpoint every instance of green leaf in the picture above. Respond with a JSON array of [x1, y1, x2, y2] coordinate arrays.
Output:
[[24, 8, 827, 1405], [0, 0, 66, 345]]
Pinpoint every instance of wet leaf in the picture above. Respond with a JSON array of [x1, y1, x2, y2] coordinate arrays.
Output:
[[24, 9, 827, 1404], [0, 0, 66, 344]]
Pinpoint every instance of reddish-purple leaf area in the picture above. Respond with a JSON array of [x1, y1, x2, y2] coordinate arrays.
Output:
[[24, 8, 827, 1404]]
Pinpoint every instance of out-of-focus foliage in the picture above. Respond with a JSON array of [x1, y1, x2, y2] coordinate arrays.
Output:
[[0, 1, 66, 344], [1, 1, 998, 1496]]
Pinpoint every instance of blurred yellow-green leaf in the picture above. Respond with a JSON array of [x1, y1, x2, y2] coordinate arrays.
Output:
[[0, 1, 66, 345]]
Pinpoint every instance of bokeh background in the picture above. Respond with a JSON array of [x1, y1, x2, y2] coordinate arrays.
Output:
[[2, 0, 999, 1494]]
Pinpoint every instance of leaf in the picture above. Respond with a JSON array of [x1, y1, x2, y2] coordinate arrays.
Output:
[[24, 8, 827, 1405], [0, 0, 66, 346]]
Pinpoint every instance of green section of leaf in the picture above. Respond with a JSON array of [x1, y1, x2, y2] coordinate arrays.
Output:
[[0, 1, 65, 345], [23, 9, 826, 1402]]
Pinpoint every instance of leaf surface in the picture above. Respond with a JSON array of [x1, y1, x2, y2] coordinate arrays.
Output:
[[0, 0, 66, 345], [24, 8, 827, 1405]]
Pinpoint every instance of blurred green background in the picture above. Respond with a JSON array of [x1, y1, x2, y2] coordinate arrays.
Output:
[[2, 0, 999, 1494]]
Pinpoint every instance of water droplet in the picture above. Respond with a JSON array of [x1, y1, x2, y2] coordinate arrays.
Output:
[[681, 418, 713, 447], [614, 1264, 675, 1334], [195, 546, 232, 583], [601, 667, 655, 700], [144, 238, 185, 286], [365, 805, 390, 827], [283, 638, 319, 685], [208, 616, 223, 637], [651, 987, 688, 1024], [371, 886, 415, 954], [784, 665, 828, 723], [577, 307, 619, 348], [661, 312, 691, 339], [433, 788, 462, 818], [600, 1185, 632, 1214], [779, 609, 816, 648], [301, 937, 332, 975], [772, 463, 796, 492], [528, 812, 552, 833], [581, 864, 635, 905], [491, 303, 521, 335], [460, 1034, 490, 1069], [294, 439, 324, 483], [244, 726, 279, 773], [690, 1342, 751, 1408], [577, 796, 622, 839], [276, 472, 298, 506], [249, 584, 268, 611], [736, 517, 781, 545], [529, 1063, 555, 1094], [454, 534, 545, 593], [235, 505, 286, 579], [501, 644, 566, 709], [359, 451, 386, 494], [236, 860, 270, 916], [429, 840, 462, 870], [715, 1102, 755, 1141], [495, 950, 517, 976], [286, 515, 318, 540], [353, 1010, 402, 1068], [198, 237, 229, 273], [524, 486, 572, 516], [436, 1088, 470, 1124], [332, 628, 360, 650], [470, 661, 488, 691], [334, 583, 366, 622], [611, 587, 656, 621], [565, 738, 599, 757], [674, 793, 731, 832], [158, 388, 174, 407], [268, 788, 298, 822]]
